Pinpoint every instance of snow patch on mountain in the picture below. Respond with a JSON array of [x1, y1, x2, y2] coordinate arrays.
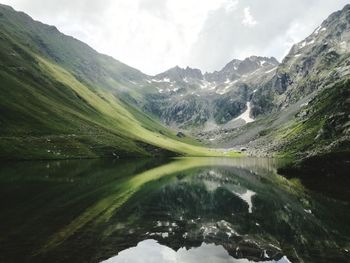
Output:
[[152, 78, 171, 83], [265, 67, 277, 74], [233, 102, 254, 123]]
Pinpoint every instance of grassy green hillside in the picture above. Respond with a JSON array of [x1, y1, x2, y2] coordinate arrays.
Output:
[[274, 80, 350, 191], [275, 80, 350, 159], [0, 4, 232, 159]]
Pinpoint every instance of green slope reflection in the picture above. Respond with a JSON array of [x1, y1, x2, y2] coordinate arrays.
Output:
[[0, 158, 349, 263]]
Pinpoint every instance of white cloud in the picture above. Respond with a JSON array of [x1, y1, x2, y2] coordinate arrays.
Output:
[[224, 0, 239, 13], [1, 0, 349, 74], [242, 7, 257, 27], [1, 0, 227, 74], [189, 0, 349, 72]]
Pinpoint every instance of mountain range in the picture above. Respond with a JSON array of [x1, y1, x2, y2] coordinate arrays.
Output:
[[0, 3, 349, 163]]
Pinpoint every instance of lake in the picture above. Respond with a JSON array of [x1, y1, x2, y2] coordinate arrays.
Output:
[[0, 157, 349, 262]]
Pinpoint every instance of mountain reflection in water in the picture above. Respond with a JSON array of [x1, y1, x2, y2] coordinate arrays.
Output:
[[0, 157, 349, 263], [102, 239, 292, 263]]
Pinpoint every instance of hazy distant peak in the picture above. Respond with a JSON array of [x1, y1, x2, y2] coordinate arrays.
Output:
[[155, 65, 203, 81]]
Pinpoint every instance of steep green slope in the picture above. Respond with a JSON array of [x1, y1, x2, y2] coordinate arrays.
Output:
[[216, 79, 349, 158], [0, 4, 146, 87], [0, 4, 226, 159], [275, 80, 350, 159], [274, 81, 350, 189]]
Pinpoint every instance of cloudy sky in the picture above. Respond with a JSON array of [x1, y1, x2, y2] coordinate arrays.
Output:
[[1, 0, 349, 75]]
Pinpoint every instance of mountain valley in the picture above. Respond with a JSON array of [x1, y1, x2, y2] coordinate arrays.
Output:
[[1, 3, 350, 263], [0, 3, 349, 164]]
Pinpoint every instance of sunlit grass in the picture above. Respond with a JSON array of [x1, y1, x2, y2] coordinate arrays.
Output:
[[37, 55, 239, 157]]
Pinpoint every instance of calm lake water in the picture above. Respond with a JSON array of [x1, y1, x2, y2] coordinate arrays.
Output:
[[0, 157, 349, 263]]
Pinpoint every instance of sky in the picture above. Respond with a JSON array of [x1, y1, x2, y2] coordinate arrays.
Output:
[[1, 0, 349, 75]]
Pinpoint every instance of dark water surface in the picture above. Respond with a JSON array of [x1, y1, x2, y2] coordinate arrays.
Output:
[[0, 157, 349, 263]]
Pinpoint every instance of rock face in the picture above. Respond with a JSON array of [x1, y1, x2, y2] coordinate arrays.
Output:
[[155, 66, 203, 82], [143, 56, 279, 130], [205, 56, 279, 83], [251, 4, 350, 117], [1, 2, 349, 160], [140, 4, 350, 134], [138, 4, 350, 160]]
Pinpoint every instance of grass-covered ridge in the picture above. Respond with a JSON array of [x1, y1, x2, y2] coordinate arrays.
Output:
[[0, 4, 239, 159], [275, 79, 350, 159]]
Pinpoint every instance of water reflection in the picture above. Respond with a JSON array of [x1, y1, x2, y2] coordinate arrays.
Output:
[[102, 240, 291, 263], [0, 158, 349, 263]]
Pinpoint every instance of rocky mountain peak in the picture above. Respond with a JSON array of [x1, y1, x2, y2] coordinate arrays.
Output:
[[284, 3, 350, 64], [235, 56, 279, 75], [148, 4, 350, 129], [220, 59, 242, 72], [252, 3, 350, 117], [205, 56, 279, 83], [155, 65, 203, 82]]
